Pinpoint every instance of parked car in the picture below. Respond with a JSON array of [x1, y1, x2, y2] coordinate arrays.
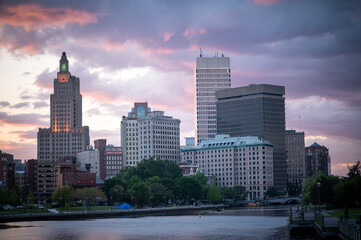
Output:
[[38, 204, 45, 209], [16, 205, 24, 209], [3, 205, 14, 210]]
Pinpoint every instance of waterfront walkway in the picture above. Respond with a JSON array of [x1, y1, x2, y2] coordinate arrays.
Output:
[[289, 207, 361, 240], [0, 205, 222, 223]]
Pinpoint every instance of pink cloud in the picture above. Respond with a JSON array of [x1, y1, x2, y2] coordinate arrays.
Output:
[[103, 41, 123, 52], [0, 112, 48, 128], [10, 129, 37, 140], [253, 0, 279, 5], [160, 32, 175, 42], [145, 48, 177, 55], [0, 140, 36, 159], [0, 4, 97, 31], [183, 27, 207, 39]]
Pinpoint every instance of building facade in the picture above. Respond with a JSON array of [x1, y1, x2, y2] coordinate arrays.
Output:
[[94, 139, 107, 180], [77, 146, 100, 177], [181, 135, 274, 200], [0, 150, 15, 190], [285, 130, 305, 185], [305, 142, 331, 177], [104, 145, 123, 178], [36, 161, 57, 200], [56, 162, 96, 189], [216, 84, 287, 191], [121, 102, 180, 166], [195, 54, 231, 145], [37, 52, 90, 199], [24, 159, 37, 195]]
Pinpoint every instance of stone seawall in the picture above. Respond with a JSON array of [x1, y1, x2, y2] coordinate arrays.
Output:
[[0, 205, 222, 223]]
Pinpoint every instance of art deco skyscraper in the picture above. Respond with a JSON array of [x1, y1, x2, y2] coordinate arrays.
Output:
[[195, 53, 231, 145], [37, 52, 89, 198]]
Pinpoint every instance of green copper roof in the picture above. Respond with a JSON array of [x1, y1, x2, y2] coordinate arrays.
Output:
[[182, 135, 272, 152]]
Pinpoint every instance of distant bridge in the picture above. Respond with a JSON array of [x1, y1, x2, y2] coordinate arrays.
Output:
[[268, 196, 301, 205]]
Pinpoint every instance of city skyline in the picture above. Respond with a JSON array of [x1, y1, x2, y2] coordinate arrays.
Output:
[[0, 1, 360, 176]]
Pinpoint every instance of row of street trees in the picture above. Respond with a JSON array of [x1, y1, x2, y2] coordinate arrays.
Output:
[[102, 158, 246, 207], [302, 161, 361, 208], [52, 186, 106, 209], [0, 184, 34, 207]]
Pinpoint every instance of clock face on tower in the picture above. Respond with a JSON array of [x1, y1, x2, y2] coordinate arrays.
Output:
[[137, 106, 145, 118], [61, 63, 66, 72]]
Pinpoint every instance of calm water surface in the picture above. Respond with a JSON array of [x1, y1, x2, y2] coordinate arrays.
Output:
[[0, 206, 292, 240]]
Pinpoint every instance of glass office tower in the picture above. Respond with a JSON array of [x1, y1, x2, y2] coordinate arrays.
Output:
[[216, 84, 286, 191]]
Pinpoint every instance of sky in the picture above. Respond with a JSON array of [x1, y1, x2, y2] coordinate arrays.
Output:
[[0, 0, 360, 176]]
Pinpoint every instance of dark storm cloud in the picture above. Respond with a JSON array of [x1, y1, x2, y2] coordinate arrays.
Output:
[[0, 112, 48, 127], [0, 101, 10, 107], [33, 101, 49, 109], [10, 129, 37, 139], [10, 102, 30, 108], [2, 0, 361, 151]]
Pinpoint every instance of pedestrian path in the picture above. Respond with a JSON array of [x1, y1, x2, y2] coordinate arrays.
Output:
[[48, 209, 59, 214]]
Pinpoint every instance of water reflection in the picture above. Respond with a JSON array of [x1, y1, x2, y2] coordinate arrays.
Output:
[[0, 206, 292, 240]]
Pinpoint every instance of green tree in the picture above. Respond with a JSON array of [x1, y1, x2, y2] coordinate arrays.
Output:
[[53, 186, 74, 208], [347, 161, 361, 178], [73, 187, 107, 209], [128, 181, 151, 208], [302, 171, 339, 206], [287, 182, 301, 196], [221, 187, 235, 202], [175, 177, 202, 204], [206, 185, 222, 204], [265, 187, 280, 198], [9, 190, 19, 206], [233, 186, 247, 201], [27, 192, 34, 205], [189, 173, 208, 186], [149, 182, 172, 206], [109, 184, 125, 204], [0, 188, 9, 206], [101, 158, 209, 207]]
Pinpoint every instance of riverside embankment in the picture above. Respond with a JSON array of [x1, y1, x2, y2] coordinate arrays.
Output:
[[0, 205, 223, 223]]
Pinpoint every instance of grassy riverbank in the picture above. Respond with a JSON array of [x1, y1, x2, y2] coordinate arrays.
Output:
[[0, 209, 50, 215], [56, 206, 112, 212], [327, 208, 361, 220]]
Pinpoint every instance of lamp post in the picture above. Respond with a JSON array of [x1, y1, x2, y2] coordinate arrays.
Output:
[[110, 197, 113, 211], [29, 197, 32, 215], [317, 182, 321, 213]]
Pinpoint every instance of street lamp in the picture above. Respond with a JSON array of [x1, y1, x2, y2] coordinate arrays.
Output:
[[317, 182, 321, 213]]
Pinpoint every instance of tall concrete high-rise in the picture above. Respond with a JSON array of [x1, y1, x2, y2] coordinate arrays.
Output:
[[37, 52, 89, 198], [121, 102, 180, 166], [286, 130, 305, 185], [216, 84, 287, 191], [195, 53, 231, 145]]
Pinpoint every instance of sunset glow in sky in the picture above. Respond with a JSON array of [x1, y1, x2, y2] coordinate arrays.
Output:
[[0, 0, 360, 176]]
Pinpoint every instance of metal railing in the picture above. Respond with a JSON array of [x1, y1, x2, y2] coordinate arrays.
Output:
[[339, 221, 361, 240], [315, 212, 325, 230]]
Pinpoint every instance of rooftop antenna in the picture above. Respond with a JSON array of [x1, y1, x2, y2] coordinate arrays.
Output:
[[200, 48, 203, 57]]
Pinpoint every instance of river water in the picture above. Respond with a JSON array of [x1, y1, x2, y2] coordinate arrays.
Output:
[[0, 206, 294, 240]]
